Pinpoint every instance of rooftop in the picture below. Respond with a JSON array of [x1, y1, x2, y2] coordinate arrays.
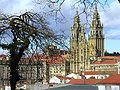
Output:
[[98, 56, 120, 60], [91, 60, 117, 64], [0, 54, 8, 57], [97, 74, 120, 84], [56, 76, 72, 80], [67, 79, 101, 84]]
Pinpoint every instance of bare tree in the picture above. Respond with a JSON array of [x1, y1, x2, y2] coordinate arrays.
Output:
[[119, 0, 120, 3], [35, 0, 108, 22], [0, 12, 66, 90]]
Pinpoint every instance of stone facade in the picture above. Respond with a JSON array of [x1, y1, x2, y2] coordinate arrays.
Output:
[[37, 45, 70, 83], [90, 56, 120, 75], [0, 55, 40, 86], [0, 45, 70, 85], [70, 9, 88, 73], [41, 56, 70, 84], [70, 6, 104, 73], [88, 6, 104, 61]]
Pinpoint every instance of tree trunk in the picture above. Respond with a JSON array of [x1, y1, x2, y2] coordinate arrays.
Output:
[[10, 65, 20, 90], [9, 40, 30, 90], [10, 81, 16, 90]]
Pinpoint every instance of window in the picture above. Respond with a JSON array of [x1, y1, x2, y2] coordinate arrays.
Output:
[[81, 56, 83, 61], [96, 31, 98, 34], [81, 49, 83, 54]]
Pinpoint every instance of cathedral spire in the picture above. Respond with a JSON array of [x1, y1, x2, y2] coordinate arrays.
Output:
[[91, 5, 103, 29], [88, 5, 104, 58], [73, 8, 80, 28]]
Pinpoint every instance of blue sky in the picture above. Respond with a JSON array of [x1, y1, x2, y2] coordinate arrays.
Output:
[[0, 0, 120, 53]]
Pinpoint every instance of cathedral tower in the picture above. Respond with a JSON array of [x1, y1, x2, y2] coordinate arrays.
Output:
[[88, 6, 104, 61], [70, 9, 87, 73]]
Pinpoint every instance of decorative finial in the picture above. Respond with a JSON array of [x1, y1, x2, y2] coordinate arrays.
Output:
[[76, 7, 78, 16], [95, 4, 97, 11]]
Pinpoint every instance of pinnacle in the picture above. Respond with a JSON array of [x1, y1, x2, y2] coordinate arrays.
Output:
[[76, 7, 79, 16], [91, 5, 102, 28]]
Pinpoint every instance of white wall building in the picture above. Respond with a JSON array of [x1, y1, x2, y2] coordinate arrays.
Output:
[[66, 73, 83, 79], [49, 76, 71, 84]]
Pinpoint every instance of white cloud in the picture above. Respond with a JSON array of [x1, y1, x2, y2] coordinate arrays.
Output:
[[100, 0, 120, 29], [11, 0, 34, 14], [0, 0, 34, 14], [106, 31, 120, 39], [0, 0, 119, 53], [0, 48, 8, 54]]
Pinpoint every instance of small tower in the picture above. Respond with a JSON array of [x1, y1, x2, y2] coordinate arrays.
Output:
[[70, 8, 87, 73], [88, 6, 104, 62]]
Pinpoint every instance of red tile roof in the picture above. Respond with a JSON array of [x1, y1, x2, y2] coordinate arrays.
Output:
[[16, 84, 24, 87], [73, 73, 81, 75], [56, 76, 72, 80], [41, 56, 65, 59], [83, 71, 99, 75], [91, 60, 117, 64], [21, 57, 36, 61], [67, 79, 101, 84], [98, 56, 120, 60], [0, 54, 8, 57], [44, 60, 65, 64], [21, 55, 65, 62], [35, 54, 44, 57], [0, 55, 65, 64], [97, 74, 120, 84], [21, 57, 65, 64]]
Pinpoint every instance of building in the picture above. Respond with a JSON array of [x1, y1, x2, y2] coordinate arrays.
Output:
[[67, 79, 101, 84], [97, 74, 120, 90], [0, 54, 10, 86], [97, 74, 120, 84], [49, 76, 71, 84], [70, 6, 104, 73], [37, 55, 70, 84], [44, 45, 69, 56], [82, 71, 109, 79], [88, 6, 104, 59], [66, 73, 84, 79], [90, 56, 120, 74], [0, 45, 70, 85], [70, 8, 88, 73], [0, 55, 41, 86], [36, 45, 70, 83]]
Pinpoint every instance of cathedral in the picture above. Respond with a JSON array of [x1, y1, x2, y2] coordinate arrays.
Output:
[[70, 6, 104, 73]]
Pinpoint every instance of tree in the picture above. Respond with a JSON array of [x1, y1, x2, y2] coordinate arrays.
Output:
[[119, 0, 120, 3], [0, 12, 66, 90], [35, 0, 108, 22]]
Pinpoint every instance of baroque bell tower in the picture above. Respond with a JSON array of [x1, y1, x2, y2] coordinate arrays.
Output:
[[88, 6, 104, 61], [70, 8, 87, 73]]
